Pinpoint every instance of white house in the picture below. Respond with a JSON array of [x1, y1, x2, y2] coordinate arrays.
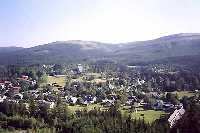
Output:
[[13, 93, 23, 99], [0, 95, 6, 102], [168, 108, 185, 128], [38, 100, 55, 109], [68, 96, 78, 104], [77, 64, 83, 73], [154, 100, 164, 110]]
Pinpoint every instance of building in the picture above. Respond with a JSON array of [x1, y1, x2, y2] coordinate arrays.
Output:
[[68, 96, 78, 104], [10, 86, 21, 94], [77, 64, 83, 73], [21, 75, 29, 80], [168, 108, 185, 128], [0, 95, 6, 102], [82, 95, 97, 105]]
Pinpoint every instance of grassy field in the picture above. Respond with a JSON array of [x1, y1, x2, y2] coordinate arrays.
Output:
[[85, 73, 102, 78], [171, 91, 195, 99], [131, 110, 167, 123], [67, 104, 102, 114], [47, 73, 106, 86], [120, 106, 166, 123], [47, 76, 66, 87], [68, 104, 166, 123]]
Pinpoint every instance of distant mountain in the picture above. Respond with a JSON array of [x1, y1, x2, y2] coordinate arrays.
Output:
[[0, 47, 23, 53], [112, 33, 200, 64], [1, 33, 200, 65]]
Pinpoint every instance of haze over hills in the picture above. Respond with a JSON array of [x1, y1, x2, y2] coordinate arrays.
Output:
[[1, 33, 200, 65]]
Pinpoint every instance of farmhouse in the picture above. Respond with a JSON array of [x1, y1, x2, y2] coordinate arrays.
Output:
[[168, 108, 185, 127]]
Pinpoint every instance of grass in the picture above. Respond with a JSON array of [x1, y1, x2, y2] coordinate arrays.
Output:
[[120, 106, 166, 123], [47, 73, 107, 86], [131, 110, 167, 123], [47, 76, 66, 87], [86, 73, 102, 78], [171, 91, 195, 99], [68, 104, 166, 123], [67, 104, 102, 114]]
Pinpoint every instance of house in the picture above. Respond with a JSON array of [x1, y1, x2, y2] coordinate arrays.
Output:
[[13, 93, 23, 100], [109, 84, 115, 90], [71, 64, 84, 75], [4, 81, 12, 85], [137, 79, 145, 85], [68, 96, 78, 104], [77, 64, 83, 73], [149, 92, 161, 98], [82, 95, 97, 105], [30, 80, 37, 86], [10, 86, 21, 94], [163, 103, 174, 111], [154, 100, 164, 110], [0, 95, 6, 102], [0, 83, 5, 90], [126, 96, 138, 106], [45, 101, 55, 109], [174, 103, 183, 109], [102, 99, 115, 107], [8, 99, 19, 103], [38, 100, 55, 109], [21, 75, 29, 80], [168, 108, 185, 128], [23, 103, 29, 109], [107, 94, 117, 101]]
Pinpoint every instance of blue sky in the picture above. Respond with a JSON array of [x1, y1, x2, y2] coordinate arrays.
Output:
[[0, 0, 200, 47]]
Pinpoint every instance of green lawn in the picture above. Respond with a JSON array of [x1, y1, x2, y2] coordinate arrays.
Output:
[[86, 73, 102, 78], [171, 91, 195, 99], [67, 104, 102, 114], [47, 76, 66, 87], [68, 104, 166, 123], [120, 106, 166, 123], [47, 73, 106, 86], [131, 110, 167, 123]]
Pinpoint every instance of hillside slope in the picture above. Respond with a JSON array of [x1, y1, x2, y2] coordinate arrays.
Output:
[[0, 33, 200, 65]]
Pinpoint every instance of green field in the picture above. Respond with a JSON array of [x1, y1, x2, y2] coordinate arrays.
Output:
[[47, 73, 106, 86], [68, 104, 166, 123], [47, 76, 66, 87], [131, 110, 167, 123], [171, 91, 196, 99], [68, 104, 102, 114]]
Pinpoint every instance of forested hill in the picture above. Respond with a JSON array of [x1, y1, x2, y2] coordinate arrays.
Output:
[[1, 33, 200, 65]]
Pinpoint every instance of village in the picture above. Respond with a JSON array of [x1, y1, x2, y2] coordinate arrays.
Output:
[[0, 63, 198, 127]]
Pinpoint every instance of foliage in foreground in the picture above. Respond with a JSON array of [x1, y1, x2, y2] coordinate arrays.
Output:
[[0, 100, 170, 133]]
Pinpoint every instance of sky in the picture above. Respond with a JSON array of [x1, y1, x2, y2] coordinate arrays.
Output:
[[0, 0, 200, 47]]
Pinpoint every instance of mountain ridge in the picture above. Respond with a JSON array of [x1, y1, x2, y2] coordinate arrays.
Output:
[[1, 33, 200, 65]]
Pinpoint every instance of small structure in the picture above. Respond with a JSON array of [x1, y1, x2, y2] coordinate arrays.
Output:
[[154, 100, 164, 110], [38, 100, 55, 109], [13, 93, 23, 99], [21, 75, 29, 80], [0, 95, 6, 102], [71, 64, 84, 75], [82, 95, 97, 105], [77, 64, 83, 73], [0, 83, 5, 90], [11, 86, 21, 94], [102, 99, 115, 107], [168, 108, 185, 128], [126, 96, 138, 106], [68, 96, 78, 104]]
